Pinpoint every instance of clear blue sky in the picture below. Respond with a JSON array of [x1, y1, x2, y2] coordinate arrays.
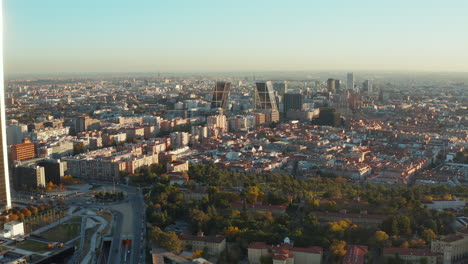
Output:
[[4, 0, 468, 75]]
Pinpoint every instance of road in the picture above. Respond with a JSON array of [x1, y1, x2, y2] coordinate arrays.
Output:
[[56, 181, 145, 264], [108, 210, 123, 264], [117, 185, 146, 264]]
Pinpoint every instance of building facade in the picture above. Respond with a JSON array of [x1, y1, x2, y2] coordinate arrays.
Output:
[[10, 139, 35, 161], [211, 81, 231, 113]]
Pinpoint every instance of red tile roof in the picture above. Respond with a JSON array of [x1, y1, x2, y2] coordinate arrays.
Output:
[[248, 242, 323, 255], [343, 245, 368, 264], [290, 246, 323, 254]]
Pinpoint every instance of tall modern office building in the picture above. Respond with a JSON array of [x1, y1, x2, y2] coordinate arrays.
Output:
[[347, 72, 355, 92], [0, 2, 12, 210], [327, 78, 335, 92], [254, 82, 280, 122], [211, 81, 231, 112], [334, 80, 341, 92], [362, 79, 372, 93], [283, 93, 303, 113], [254, 82, 278, 110], [273, 81, 288, 96]]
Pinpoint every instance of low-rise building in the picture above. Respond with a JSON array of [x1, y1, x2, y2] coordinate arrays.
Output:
[[431, 228, 468, 264], [248, 240, 322, 264], [178, 232, 226, 256], [0, 221, 25, 238], [383, 247, 438, 264], [424, 197, 466, 211]]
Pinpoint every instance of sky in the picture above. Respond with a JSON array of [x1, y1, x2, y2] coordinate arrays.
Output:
[[4, 0, 468, 75]]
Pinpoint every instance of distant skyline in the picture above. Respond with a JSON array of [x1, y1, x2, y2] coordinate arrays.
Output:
[[4, 0, 468, 75]]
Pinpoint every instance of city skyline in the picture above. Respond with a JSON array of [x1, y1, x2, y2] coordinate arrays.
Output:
[[4, 0, 468, 75]]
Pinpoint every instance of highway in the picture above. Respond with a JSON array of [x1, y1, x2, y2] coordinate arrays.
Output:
[[117, 185, 146, 264], [108, 210, 123, 264], [56, 182, 146, 264]]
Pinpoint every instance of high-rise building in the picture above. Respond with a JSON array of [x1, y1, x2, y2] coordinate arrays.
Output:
[[211, 81, 231, 112], [254, 82, 280, 122], [254, 82, 278, 111], [347, 72, 355, 91], [13, 165, 45, 190], [273, 81, 288, 96], [362, 80, 371, 93], [37, 159, 65, 185], [327, 79, 336, 92], [0, 3, 12, 209], [334, 80, 341, 92], [283, 93, 303, 114]]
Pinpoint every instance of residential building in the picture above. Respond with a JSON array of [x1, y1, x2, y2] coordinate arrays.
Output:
[[10, 139, 35, 161], [178, 232, 226, 255], [248, 240, 323, 264], [383, 248, 438, 264], [431, 228, 468, 264]]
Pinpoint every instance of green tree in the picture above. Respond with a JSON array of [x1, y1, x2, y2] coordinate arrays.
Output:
[[150, 227, 182, 253], [190, 209, 209, 231]]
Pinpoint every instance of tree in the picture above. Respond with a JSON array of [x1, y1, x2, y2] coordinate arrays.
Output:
[[150, 227, 182, 253], [190, 209, 209, 231], [328, 219, 351, 232], [400, 241, 410, 248], [372, 230, 389, 243], [246, 186, 261, 204], [330, 240, 347, 262], [223, 226, 241, 241], [22, 208, 32, 217], [30, 206, 38, 215], [8, 213, 19, 221], [73, 142, 87, 155], [421, 228, 436, 243], [46, 181, 56, 192]]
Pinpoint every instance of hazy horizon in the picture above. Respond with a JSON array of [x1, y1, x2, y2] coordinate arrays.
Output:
[[5, 0, 468, 75]]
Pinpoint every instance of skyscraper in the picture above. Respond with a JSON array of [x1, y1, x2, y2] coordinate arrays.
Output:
[[254, 82, 280, 122], [334, 80, 341, 93], [273, 81, 288, 96], [362, 80, 372, 93], [283, 93, 303, 114], [327, 78, 335, 93], [347, 72, 354, 91], [254, 82, 278, 110], [211, 81, 231, 112], [0, 1, 12, 209]]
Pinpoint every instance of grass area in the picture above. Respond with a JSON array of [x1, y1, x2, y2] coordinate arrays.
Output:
[[24, 210, 67, 234], [16, 240, 51, 253], [40, 222, 81, 242]]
